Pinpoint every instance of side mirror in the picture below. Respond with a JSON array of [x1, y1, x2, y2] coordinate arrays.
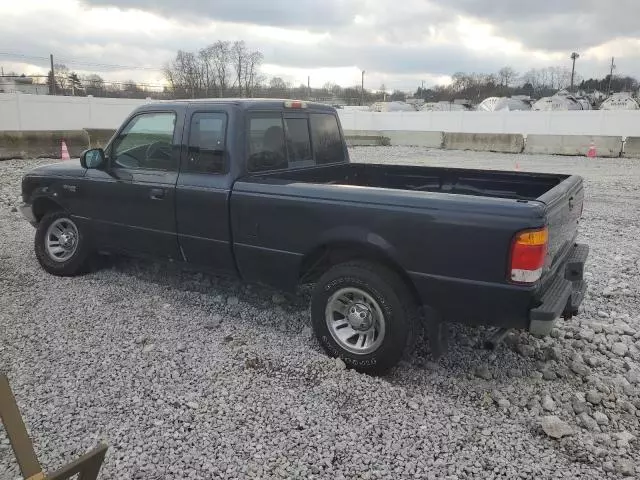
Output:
[[80, 148, 106, 169]]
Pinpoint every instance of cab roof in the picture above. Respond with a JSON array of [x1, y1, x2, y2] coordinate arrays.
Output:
[[135, 98, 338, 113]]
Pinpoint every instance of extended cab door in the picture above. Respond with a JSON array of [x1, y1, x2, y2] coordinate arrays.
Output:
[[82, 110, 181, 259], [174, 108, 236, 275]]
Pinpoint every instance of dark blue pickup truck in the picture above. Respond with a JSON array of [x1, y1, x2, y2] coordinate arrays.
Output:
[[20, 99, 588, 373]]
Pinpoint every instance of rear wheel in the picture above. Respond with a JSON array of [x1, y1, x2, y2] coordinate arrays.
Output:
[[311, 261, 416, 374], [35, 212, 91, 276]]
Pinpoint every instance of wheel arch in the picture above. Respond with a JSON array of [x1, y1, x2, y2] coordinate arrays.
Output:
[[32, 197, 65, 223], [299, 239, 422, 309]]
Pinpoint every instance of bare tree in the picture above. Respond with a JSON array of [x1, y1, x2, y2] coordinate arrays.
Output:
[[163, 39, 264, 99], [270, 77, 287, 90], [198, 46, 218, 97], [53, 64, 70, 92], [231, 40, 247, 96], [211, 40, 231, 97], [323, 81, 337, 95], [164, 50, 202, 97], [82, 74, 105, 96], [498, 67, 518, 87], [83, 74, 104, 89], [243, 50, 263, 97]]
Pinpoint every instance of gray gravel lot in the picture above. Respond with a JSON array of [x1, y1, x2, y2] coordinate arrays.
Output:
[[1, 147, 639, 479]]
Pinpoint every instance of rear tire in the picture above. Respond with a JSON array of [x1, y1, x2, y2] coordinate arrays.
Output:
[[35, 212, 91, 276], [311, 261, 417, 375]]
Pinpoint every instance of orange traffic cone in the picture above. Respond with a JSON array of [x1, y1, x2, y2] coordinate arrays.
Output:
[[61, 140, 71, 161], [587, 142, 597, 158]]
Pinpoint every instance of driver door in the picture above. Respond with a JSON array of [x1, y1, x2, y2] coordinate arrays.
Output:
[[82, 110, 182, 259]]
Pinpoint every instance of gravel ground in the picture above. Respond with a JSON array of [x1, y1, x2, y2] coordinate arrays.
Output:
[[1, 148, 639, 479]]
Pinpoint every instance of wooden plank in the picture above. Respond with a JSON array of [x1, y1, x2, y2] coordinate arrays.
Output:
[[48, 443, 108, 480], [0, 373, 44, 480]]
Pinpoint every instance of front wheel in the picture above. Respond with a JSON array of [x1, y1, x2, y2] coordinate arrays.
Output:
[[311, 261, 416, 375], [34, 212, 91, 276]]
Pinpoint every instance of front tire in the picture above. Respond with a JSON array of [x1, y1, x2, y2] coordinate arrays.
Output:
[[35, 212, 91, 276], [311, 261, 416, 375]]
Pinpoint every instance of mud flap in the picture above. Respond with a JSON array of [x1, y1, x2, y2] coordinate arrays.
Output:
[[426, 314, 449, 360]]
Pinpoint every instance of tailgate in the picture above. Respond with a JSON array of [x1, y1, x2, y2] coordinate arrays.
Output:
[[538, 175, 584, 284]]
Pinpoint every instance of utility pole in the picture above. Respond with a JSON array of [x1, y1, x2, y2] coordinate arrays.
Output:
[[570, 52, 580, 92], [49, 54, 56, 95], [608, 57, 616, 96], [307, 75, 310, 100], [361, 70, 365, 106]]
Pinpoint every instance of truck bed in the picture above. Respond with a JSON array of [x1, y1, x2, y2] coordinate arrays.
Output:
[[266, 163, 569, 201], [234, 162, 584, 329]]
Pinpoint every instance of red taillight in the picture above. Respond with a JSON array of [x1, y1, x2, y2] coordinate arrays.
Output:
[[509, 227, 548, 284], [284, 100, 307, 109]]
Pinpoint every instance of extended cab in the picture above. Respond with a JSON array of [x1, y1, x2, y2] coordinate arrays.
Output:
[[20, 99, 588, 373]]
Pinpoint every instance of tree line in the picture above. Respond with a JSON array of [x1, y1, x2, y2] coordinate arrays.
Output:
[[414, 66, 639, 103], [11, 42, 639, 103], [164, 40, 263, 98]]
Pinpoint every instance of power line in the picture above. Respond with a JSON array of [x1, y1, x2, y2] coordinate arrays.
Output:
[[0, 75, 166, 89], [0, 52, 163, 72]]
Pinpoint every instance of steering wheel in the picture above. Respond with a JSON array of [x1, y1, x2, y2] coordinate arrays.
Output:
[[145, 141, 172, 162]]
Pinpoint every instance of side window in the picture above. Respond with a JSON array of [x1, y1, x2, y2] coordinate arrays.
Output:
[[284, 117, 312, 167], [247, 115, 287, 172], [310, 114, 345, 164], [112, 112, 177, 171], [186, 112, 227, 174]]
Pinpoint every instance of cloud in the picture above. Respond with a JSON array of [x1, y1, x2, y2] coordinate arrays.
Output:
[[444, 0, 640, 51], [2, 0, 640, 90], [80, 0, 360, 29]]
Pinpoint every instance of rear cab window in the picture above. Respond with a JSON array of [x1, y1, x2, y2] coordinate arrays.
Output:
[[247, 109, 345, 173]]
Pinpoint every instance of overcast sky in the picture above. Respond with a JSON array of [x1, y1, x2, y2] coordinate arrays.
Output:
[[1, 0, 639, 91]]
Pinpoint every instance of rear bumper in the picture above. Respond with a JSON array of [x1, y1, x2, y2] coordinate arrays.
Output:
[[529, 243, 589, 335], [408, 243, 589, 334]]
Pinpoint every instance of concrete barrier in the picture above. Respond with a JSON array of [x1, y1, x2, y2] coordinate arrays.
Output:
[[381, 131, 443, 148], [623, 137, 640, 158], [345, 134, 387, 147], [85, 128, 116, 148], [525, 135, 623, 157], [344, 130, 443, 147], [443, 133, 524, 153], [0, 130, 89, 160]]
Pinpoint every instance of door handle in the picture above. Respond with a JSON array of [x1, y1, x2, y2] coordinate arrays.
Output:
[[150, 188, 165, 200]]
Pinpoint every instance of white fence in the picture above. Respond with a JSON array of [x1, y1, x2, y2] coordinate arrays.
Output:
[[0, 93, 149, 131], [338, 109, 640, 137], [2, 93, 640, 137]]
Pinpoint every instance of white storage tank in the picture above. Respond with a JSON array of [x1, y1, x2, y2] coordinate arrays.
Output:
[[533, 90, 585, 111], [477, 97, 531, 111], [599, 92, 639, 110], [370, 101, 416, 112]]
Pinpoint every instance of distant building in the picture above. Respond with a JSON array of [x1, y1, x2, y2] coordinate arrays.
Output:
[[421, 101, 471, 112], [532, 90, 591, 111], [0, 76, 47, 95], [370, 101, 416, 112], [477, 97, 532, 111], [599, 92, 639, 110], [405, 97, 425, 107]]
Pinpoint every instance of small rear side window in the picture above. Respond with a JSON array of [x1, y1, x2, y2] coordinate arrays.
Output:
[[247, 116, 287, 172], [284, 117, 312, 167], [310, 114, 345, 164]]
